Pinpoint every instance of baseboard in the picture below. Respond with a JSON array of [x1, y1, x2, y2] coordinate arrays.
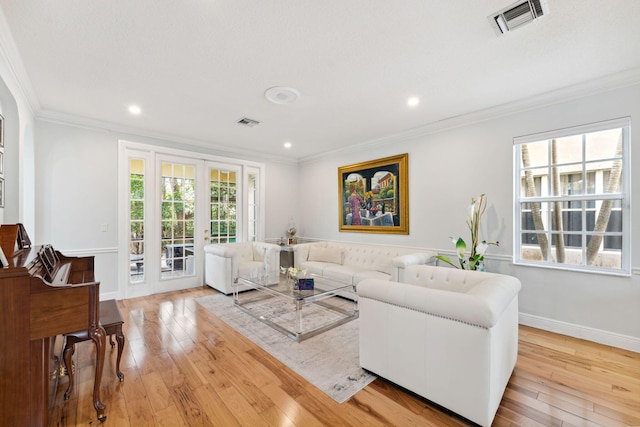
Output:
[[519, 312, 640, 353]]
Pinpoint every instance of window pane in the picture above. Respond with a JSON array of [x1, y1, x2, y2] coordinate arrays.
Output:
[[558, 172, 584, 196], [550, 233, 582, 265], [521, 141, 548, 168], [521, 201, 549, 232], [520, 168, 546, 196], [585, 128, 622, 161], [521, 232, 547, 260], [586, 235, 621, 268], [552, 135, 582, 164]]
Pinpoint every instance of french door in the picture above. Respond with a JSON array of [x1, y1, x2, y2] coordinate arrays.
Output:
[[119, 141, 264, 298]]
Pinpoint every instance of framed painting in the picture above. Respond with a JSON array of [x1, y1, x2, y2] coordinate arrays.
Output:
[[338, 153, 409, 234]]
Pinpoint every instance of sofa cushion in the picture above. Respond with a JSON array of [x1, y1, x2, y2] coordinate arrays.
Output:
[[372, 255, 393, 275], [308, 246, 342, 264], [299, 260, 335, 276], [233, 242, 254, 262], [237, 260, 264, 278], [323, 265, 363, 284]]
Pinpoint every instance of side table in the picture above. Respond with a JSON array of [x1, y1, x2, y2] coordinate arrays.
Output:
[[280, 245, 294, 269]]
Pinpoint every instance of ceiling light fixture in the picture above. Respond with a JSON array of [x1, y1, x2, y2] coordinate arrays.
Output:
[[283, 142, 292, 149], [407, 97, 420, 107], [128, 105, 142, 115], [265, 86, 301, 105]]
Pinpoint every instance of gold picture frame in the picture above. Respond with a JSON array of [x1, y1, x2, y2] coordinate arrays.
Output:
[[338, 153, 409, 234]]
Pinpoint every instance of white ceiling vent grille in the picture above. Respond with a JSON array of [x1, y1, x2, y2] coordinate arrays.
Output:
[[490, 0, 549, 34], [237, 117, 260, 127]]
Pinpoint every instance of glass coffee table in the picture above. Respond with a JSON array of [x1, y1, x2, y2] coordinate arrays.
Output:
[[234, 272, 358, 342]]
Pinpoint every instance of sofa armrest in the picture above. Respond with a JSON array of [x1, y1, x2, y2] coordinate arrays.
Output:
[[392, 252, 435, 268], [292, 243, 317, 267], [252, 242, 281, 271], [391, 252, 436, 281], [252, 242, 281, 258], [357, 277, 520, 328]]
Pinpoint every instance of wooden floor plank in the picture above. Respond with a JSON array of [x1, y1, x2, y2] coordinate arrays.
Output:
[[49, 286, 640, 426]]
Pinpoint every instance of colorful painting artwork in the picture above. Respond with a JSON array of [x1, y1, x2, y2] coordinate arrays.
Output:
[[338, 153, 409, 234]]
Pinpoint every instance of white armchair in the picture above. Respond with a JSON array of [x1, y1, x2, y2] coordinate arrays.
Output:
[[358, 265, 521, 426], [204, 242, 281, 294]]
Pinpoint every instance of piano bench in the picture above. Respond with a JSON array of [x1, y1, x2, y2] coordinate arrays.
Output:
[[63, 299, 125, 400]]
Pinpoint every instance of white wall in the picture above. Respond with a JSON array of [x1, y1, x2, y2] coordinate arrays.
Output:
[[0, 48, 36, 230], [298, 83, 640, 349], [34, 120, 300, 296], [264, 159, 300, 242]]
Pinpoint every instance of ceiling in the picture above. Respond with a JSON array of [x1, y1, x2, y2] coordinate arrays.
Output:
[[1, 1, 639, 160]]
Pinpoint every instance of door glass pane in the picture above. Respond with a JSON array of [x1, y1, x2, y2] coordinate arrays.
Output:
[[248, 172, 257, 242], [129, 159, 145, 283], [210, 169, 237, 243], [161, 162, 196, 279]]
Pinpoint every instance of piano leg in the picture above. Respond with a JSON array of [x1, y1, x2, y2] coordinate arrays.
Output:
[[89, 325, 107, 423]]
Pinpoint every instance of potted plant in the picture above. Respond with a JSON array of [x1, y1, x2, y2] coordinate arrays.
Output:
[[436, 194, 499, 271]]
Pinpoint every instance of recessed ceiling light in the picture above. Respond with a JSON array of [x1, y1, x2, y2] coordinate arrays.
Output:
[[265, 87, 301, 105], [283, 142, 292, 149], [407, 97, 420, 107], [128, 105, 142, 115]]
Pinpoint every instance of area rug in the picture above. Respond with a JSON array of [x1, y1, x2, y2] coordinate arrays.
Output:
[[195, 293, 376, 403]]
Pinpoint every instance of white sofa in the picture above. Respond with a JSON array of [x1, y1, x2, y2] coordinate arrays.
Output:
[[204, 242, 281, 294], [357, 265, 521, 427], [293, 241, 437, 285]]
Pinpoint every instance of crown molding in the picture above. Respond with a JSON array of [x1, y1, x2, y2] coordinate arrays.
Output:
[[300, 67, 640, 164], [36, 109, 299, 166]]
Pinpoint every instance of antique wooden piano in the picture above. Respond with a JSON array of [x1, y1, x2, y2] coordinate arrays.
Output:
[[0, 224, 106, 426]]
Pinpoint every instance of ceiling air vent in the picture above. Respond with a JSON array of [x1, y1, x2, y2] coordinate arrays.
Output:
[[237, 117, 260, 127], [490, 0, 549, 35]]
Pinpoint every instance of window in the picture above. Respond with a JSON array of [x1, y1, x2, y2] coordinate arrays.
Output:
[[514, 117, 630, 275]]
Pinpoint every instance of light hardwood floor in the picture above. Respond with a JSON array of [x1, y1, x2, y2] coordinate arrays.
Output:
[[50, 286, 640, 426]]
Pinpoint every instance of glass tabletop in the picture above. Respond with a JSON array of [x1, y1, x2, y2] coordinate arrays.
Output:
[[236, 272, 354, 301]]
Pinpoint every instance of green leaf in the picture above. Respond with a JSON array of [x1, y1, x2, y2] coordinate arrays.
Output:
[[435, 255, 460, 269]]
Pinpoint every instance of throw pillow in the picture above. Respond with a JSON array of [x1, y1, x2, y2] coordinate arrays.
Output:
[[308, 246, 342, 264]]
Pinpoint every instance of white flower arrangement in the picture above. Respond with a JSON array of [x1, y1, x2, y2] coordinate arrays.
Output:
[[435, 194, 499, 271], [280, 266, 307, 279]]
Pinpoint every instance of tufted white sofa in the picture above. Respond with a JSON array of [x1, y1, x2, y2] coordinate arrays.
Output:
[[293, 241, 437, 285], [357, 265, 521, 427], [204, 242, 281, 294]]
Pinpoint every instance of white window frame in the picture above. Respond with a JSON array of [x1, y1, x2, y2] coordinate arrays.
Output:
[[513, 117, 631, 276]]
